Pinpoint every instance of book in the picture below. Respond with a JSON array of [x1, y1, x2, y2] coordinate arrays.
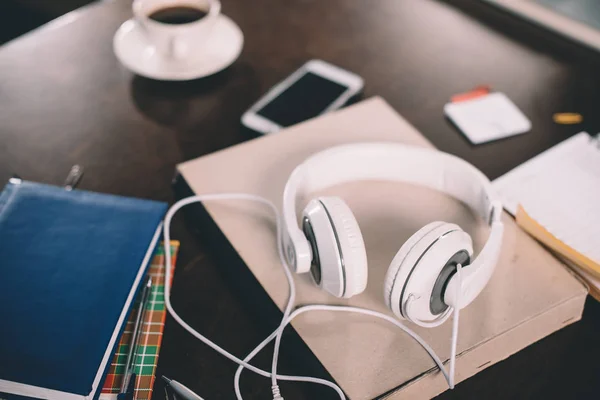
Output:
[[0, 180, 167, 400], [99, 241, 179, 400], [493, 132, 600, 297], [175, 97, 586, 399]]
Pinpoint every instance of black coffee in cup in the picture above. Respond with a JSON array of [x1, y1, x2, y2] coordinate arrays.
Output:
[[149, 6, 207, 24]]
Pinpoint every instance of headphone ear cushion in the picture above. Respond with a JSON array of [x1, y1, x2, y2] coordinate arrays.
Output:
[[385, 222, 473, 322], [383, 221, 446, 310], [303, 197, 367, 298]]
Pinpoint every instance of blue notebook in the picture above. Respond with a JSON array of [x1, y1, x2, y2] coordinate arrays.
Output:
[[0, 179, 167, 400]]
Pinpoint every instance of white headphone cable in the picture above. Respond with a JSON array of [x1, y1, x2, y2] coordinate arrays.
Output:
[[235, 267, 464, 398], [449, 263, 462, 389], [163, 194, 335, 399], [163, 194, 463, 400]]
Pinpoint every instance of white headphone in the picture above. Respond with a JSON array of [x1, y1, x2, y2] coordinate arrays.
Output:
[[282, 142, 504, 326]]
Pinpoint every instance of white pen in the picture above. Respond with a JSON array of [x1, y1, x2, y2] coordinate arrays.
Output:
[[162, 376, 204, 400]]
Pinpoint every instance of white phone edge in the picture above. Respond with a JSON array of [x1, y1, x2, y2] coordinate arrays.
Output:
[[241, 59, 364, 135]]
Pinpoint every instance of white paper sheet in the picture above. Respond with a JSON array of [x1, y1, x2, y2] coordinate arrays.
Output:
[[493, 132, 600, 264], [444, 92, 531, 144]]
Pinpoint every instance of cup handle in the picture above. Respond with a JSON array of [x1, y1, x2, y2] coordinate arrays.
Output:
[[135, 20, 186, 61], [167, 36, 188, 60], [134, 14, 148, 34], [210, 0, 222, 17]]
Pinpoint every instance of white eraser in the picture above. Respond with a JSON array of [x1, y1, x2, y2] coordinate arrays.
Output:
[[444, 92, 531, 145]]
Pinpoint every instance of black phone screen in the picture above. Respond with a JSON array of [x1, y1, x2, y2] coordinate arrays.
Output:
[[256, 72, 349, 127]]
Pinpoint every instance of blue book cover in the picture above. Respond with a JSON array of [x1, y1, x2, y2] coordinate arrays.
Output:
[[0, 179, 167, 400]]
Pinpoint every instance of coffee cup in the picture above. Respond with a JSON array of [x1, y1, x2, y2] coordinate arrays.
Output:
[[133, 0, 221, 61]]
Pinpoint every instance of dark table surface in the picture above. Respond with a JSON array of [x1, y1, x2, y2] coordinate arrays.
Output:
[[2, 0, 600, 399]]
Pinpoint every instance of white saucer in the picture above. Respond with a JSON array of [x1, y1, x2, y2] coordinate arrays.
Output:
[[113, 15, 244, 81]]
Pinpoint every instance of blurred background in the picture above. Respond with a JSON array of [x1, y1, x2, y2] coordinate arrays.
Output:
[[0, 0, 96, 44], [3, 1, 599, 41], [3, 1, 599, 49]]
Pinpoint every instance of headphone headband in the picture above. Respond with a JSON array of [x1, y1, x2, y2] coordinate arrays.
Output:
[[282, 142, 504, 309]]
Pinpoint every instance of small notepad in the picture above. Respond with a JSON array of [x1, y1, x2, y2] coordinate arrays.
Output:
[[444, 92, 531, 144], [493, 132, 600, 277]]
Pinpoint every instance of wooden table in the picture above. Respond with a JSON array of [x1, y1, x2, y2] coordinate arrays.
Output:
[[1, 0, 600, 398]]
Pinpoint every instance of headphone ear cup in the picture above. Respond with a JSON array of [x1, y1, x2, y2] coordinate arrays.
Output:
[[302, 197, 367, 298], [383, 222, 446, 311], [384, 222, 472, 323]]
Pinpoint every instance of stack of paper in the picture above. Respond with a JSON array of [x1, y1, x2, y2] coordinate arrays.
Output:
[[493, 132, 600, 298]]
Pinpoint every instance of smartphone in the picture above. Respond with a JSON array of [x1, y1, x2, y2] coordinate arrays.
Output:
[[241, 60, 364, 134]]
